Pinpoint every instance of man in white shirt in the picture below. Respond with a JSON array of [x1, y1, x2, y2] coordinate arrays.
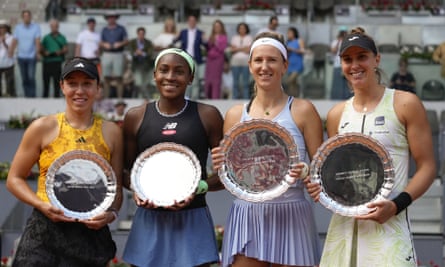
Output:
[[75, 17, 100, 64], [0, 19, 15, 97]]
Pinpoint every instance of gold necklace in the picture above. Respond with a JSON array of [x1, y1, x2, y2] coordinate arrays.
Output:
[[64, 114, 94, 130]]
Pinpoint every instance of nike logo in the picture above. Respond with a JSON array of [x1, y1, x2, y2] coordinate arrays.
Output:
[[75, 136, 86, 143], [348, 36, 359, 41], [340, 122, 350, 129]]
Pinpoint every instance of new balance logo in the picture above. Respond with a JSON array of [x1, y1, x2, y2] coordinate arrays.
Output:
[[75, 136, 86, 143], [74, 62, 85, 68], [348, 36, 359, 41]]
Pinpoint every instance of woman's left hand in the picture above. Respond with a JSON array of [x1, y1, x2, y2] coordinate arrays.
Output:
[[355, 199, 397, 224]]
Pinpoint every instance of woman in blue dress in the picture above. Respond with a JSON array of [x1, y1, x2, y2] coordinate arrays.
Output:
[[285, 27, 305, 97], [212, 32, 323, 267], [122, 48, 224, 267]]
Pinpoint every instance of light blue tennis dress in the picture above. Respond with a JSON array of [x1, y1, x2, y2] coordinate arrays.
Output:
[[221, 96, 322, 266]]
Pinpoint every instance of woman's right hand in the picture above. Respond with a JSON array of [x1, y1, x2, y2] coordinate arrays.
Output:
[[303, 177, 322, 202], [39, 202, 76, 223], [133, 192, 158, 209], [210, 146, 224, 173]]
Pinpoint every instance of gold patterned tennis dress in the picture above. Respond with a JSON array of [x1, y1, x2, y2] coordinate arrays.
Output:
[[320, 88, 416, 267], [36, 112, 110, 202]]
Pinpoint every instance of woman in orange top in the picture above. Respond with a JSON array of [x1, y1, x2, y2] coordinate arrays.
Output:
[[6, 57, 123, 267]]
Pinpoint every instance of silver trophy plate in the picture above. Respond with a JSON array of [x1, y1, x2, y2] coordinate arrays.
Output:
[[46, 150, 117, 220], [310, 133, 395, 216], [131, 142, 201, 207], [219, 119, 299, 202]]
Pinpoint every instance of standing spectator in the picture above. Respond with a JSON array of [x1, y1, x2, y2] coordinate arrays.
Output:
[[390, 57, 416, 94], [128, 27, 154, 99], [432, 42, 445, 78], [100, 11, 128, 99], [306, 27, 436, 267], [221, 56, 233, 99], [229, 22, 252, 99], [330, 28, 352, 100], [257, 15, 280, 35], [11, 10, 41, 98], [171, 15, 207, 99], [285, 26, 305, 97], [122, 48, 224, 267], [204, 19, 227, 99], [153, 17, 177, 52], [75, 17, 101, 71], [0, 19, 15, 97], [41, 19, 67, 98]]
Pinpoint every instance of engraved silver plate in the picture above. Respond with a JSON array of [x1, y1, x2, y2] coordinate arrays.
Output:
[[310, 133, 395, 216], [131, 142, 201, 207], [46, 150, 116, 220], [219, 119, 299, 202]]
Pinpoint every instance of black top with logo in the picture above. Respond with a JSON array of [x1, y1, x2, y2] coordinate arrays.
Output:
[[136, 101, 210, 210]]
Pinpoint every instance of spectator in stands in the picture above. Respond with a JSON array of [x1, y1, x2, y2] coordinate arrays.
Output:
[[257, 15, 280, 35], [94, 86, 115, 118], [100, 11, 128, 98], [128, 27, 154, 98], [11, 10, 41, 97], [285, 26, 305, 97], [204, 19, 227, 99], [171, 15, 207, 99], [108, 99, 127, 127], [306, 27, 436, 267], [330, 27, 352, 100], [75, 17, 101, 71], [41, 19, 68, 98], [390, 57, 416, 94], [153, 17, 177, 52], [221, 56, 233, 99], [432, 42, 445, 78], [0, 19, 15, 97], [229, 22, 252, 99]]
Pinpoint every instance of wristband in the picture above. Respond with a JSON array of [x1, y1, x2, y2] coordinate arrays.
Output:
[[196, 180, 208, 195], [391, 192, 412, 215]]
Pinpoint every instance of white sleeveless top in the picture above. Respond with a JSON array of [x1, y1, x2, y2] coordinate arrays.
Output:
[[338, 88, 409, 196], [320, 88, 416, 267]]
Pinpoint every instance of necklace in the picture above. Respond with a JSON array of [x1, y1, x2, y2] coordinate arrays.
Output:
[[156, 100, 188, 118], [64, 114, 94, 130], [265, 110, 270, 116]]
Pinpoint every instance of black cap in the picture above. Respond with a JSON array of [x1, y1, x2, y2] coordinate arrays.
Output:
[[86, 17, 96, 23], [339, 33, 378, 56], [61, 58, 99, 81]]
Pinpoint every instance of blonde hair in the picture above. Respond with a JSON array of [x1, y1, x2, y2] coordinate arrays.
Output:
[[164, 17, 176, 34]]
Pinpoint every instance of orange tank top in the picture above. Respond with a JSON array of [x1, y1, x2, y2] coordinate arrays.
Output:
[[36, 112, 110, 202]]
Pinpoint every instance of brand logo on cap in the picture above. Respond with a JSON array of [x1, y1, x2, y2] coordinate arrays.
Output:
[[348, 36, 359, 41], [74, 63, 85, 68]]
